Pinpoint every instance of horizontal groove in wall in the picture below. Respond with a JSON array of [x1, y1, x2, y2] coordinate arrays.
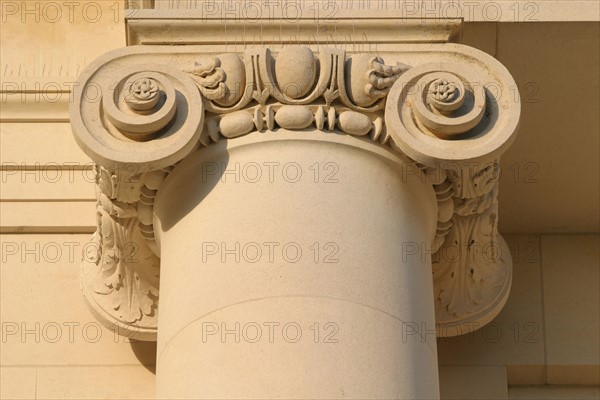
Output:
[[1, 174, 96, 201], [0, 201, 96, 233], [1, 94, 70, 123]]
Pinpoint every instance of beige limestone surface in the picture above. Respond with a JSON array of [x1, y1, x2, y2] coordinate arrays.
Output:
[[509, 386, 600, 399], [1, 1, 599, 399], [154, 132, 439, 399], [542, 235, 600, 385], [439, 366, 509, 399]]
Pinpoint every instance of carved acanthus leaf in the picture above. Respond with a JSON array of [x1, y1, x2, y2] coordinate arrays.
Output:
[[81, 165, 160, 338], [432, 161, 508, 320]]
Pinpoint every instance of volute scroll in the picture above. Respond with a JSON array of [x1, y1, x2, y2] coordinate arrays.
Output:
[[71, 63, 204, 172], [385, 54, 520, 336], [70, 62, 205, 340]]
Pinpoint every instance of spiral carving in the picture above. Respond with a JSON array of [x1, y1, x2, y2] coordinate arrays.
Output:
[[72, 64, 204, 172], [411, 72, 485, 138], [384, 59, 520, 335], [104, 72, 177, 140], [385, 62, 519, 167]]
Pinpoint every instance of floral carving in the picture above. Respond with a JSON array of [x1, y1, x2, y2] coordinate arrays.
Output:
[[429, 78, 458, 102], [82, 166, 160, 338], [126, 77, 160, 111], [131, 78, 158, 98], [432, 162, 508, 320]]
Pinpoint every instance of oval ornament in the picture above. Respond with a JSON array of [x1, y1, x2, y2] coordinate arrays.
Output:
[[275, 106, 314, 130], [337, 111, 372, 136], [219, 111, 255, 138]]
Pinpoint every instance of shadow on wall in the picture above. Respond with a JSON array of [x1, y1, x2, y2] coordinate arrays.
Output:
[[131, 340, 157, 374]]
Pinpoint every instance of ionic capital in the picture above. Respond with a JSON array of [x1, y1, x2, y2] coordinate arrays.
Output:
[[70, 44, 520, 339]]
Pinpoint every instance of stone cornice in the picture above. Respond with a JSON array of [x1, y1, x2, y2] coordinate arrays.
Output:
[[125, 10, 461, 46], [70, 43, 519, 340], [126, 1, 600, 23]]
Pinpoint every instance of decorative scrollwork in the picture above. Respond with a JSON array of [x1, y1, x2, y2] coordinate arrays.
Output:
[[72, 64, 204, 172], [71, 64, 206, 339], [72, 45, 519, 339], [105, 72, 177, 139], [411, 71, 485, 138], [385, 58, 519, 334], [431, 161, 511, 328], [82, 166, 160, 340]]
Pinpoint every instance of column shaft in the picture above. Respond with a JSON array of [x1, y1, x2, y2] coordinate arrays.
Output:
[[154, 132, 440, 399]]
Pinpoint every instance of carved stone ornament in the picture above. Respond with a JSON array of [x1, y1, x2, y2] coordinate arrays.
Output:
[[70, 44, 519, 340]]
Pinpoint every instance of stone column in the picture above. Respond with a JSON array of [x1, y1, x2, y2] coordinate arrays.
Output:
[[153, 131, 438, 399], [70, 43, 519, 399]]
